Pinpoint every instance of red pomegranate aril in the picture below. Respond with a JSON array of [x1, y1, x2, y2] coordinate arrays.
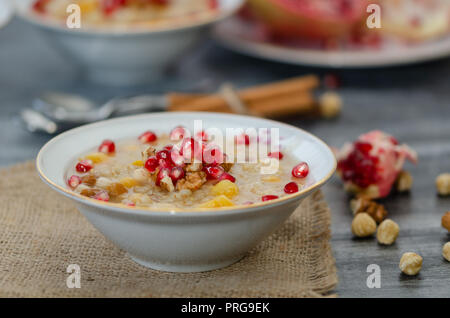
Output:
[[98, 139, 115, 154], [127, 202, 136, 207], [159, 158, 174, 169], [156, 168, 170, 186], [33, 0, 50, 13], [93, 190, 109, 202], [76, 160, 93, 173], [292, 162, 309, 178], [163, 144, 173, 151], [203, 165, 224, 180], [262, 195, 279, 202], [170, 126, 188, 141], [169, 149, 185, 167], [195, 130, 209, 141], [268, 151, 283, 160], [156, 149, 170, 161], [68, 175, 82, 189], [202, 145, 223, 166], [102, 0, 126, 15], [284, 182, 299, 194], [180, 137, 202, 162], [169, 167, 185, 183], [138, 131, 157, 143], [236, 134, 250, 145], [218, 172, 236, 183], [144, 156, 159, 172]]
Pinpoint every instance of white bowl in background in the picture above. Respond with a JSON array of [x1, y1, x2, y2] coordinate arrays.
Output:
[[36, 112, 336, 272], [15, 0, 243, 85]]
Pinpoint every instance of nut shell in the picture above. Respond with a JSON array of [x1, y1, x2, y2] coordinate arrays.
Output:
[[395, 170, 413, 192], [377, 219, 399, 245], [399, 252, 423, 276], [351, 213, 377, 237]]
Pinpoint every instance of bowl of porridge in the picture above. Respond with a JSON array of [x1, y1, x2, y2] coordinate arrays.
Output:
[[36, 112, 336, 272], [15, 0, 243, 85]]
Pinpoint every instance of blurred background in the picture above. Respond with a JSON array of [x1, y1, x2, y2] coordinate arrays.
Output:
[[0, 0, 449, 297]]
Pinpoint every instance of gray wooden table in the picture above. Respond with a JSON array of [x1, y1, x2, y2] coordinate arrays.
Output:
[[1, 18, 449, 298]]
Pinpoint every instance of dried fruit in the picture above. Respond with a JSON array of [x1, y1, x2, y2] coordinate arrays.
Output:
[[284, 182, 299, 194], [199, 195, 234, 208], [350, 197, 387, 223], [395, 170, 413, 192], [337, 131, 417, 199], [106, 183, 127, 197], [292, 162, 309, 178], [98, 139, 115, 154], [351, 213, 376, 237], [262, 195, 279, 202], [399, 252, 423, 276], [76, 160, 93, 173], [443, 242, 450, 262], [132, 160, 144, 167], [138, 131, 157, 143], [376, 219, 399, 245], [81, 174, 97, 187], [211, 180, 239, 198], [442, 211, 450, 232], [319, 91, 342, 119], [436, 173, 450, 196], [84, 152, 109, 164], [120, 177, 139, 189], [68, 175, 81, 189]]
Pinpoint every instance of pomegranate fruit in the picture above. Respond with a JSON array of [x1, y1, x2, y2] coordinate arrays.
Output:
[[138, 131, 157, 143], [68, 175, 82, 189], [98, 139, 115, 154], [76, 160, 93, 173], [262, 195, 279, 201], [336, 130, 417, 199], [292, 162, 309, 179], [246, 0, 369, 40], [144, 156, 159, 173], [284, 182, 299, 194], [169, 167, 185, 184], [203, 165, 225, 180]]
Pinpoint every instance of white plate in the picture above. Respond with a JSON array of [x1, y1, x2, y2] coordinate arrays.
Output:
[[0, 0, 13, 29], [213, 17, 450, 68]]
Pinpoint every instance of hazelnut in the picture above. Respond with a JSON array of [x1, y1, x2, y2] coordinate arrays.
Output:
[[376, 219, 399, 245], [443, 242, 450, 262], [395, 171, 413, 192], [442, 212, 450, 232], [350, 197, 387, 223], [436, 173, 450, 196], [399, 252, 423, 276], [351, 213, 377, 237], [319, 92, 342, 119]]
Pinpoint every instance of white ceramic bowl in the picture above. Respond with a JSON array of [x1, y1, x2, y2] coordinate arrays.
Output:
[[36, 112, 336, 272], [15, 0, 243, 85]]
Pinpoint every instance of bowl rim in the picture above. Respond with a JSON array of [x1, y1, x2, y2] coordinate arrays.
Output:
[[36, 112, 337, 217], [16, 0, 245, 37]]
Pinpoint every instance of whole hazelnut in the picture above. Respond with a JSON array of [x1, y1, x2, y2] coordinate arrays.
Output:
[[443, 242, 450, 262], [436, 173, 450, 196], [319, 92, 342, 119], [351, 213, 377, 237], [399, 252, 423, 276], [442, 212, 450, 232], [395, 171, 413, 192], [377, 219, 400, 245]]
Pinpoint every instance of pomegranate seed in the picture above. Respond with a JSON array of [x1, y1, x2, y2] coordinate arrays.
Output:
[[93, 190, 109, 202], [292, 162, 309, 178], [169, 149, 185, 167], [262, 195, 279, 202], [218, 172, 236, 183], [98, 139, 115, 154], [268, 151, 283, 160], [235, 134, 250, 145], [156, 168, 170, 186], [127, 202, 136, 207], [101, 0, 126, 15], [202, 145, 223, 166], [203, 165, 224, 180], [163, 144, 173, 151], [284, 182, 299, 194], [144, 156, 159, 172], [76, 160, 93, 173], [138, 131, 157, 143], [169, 167, 185, 184], [68, 175, 82, 189], [156, 149, 170, 161], [170, 126, 188, 141], [195, 130, 209, 141], [158, 158, 174, 169], [180, 137, 202, 162], [33, 0, 50, 13], [209, 0, 218, 9]]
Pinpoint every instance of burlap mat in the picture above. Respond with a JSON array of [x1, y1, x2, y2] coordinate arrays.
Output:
[[0, 161, 337, 298]]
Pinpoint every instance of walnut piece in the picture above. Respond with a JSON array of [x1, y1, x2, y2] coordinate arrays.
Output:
[[160, 176, 174, 192], [221, 162, 233, 172], [443, 242, 450, 262], [395, 170, 413, 192], [176, 171, 207, 191], [436, 173, 450, 196], [377, 219, 399, 245], [141, 146, 156, 161], [185, 163, 202, 172], [399, 252, 423, 276], [350, 197, 387, 223], [351, 213, 377, 237], [441, 211, 450, 232]]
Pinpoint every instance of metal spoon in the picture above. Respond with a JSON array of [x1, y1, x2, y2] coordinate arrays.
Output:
[[33, 92, 168, 125]]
